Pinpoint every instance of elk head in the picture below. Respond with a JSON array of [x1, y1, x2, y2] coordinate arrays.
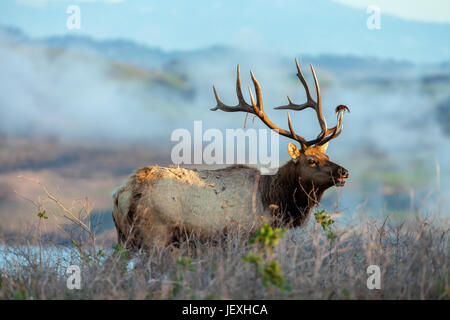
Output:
[[211, 58, 350, 189]]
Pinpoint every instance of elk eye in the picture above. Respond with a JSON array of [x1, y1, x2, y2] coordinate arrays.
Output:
[[308, 159, 316, 166]]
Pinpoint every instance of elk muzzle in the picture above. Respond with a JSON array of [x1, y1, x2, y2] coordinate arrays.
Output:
[[333, 166, 349, 187]]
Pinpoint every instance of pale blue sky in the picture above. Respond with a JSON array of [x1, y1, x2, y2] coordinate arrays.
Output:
[[0, 0, 449, 62], [331, 0, 450, 23]]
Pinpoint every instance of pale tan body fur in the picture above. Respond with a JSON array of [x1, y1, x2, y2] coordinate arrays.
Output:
[[112, 165, 271, 248]]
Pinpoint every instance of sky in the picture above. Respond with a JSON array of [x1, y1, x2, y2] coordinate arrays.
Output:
[[5, 0, 450, 24], [331, 0, 450, 24], [0, 0, 449, 62]]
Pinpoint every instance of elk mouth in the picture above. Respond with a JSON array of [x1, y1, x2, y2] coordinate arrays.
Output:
[[333, 173, 349, 187]]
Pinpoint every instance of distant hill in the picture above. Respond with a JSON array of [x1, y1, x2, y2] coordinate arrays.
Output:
[[0, 25, 172, 70], [2, 24, 448, 81]]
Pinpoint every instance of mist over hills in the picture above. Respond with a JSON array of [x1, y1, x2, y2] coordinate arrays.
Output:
[[1, 23, 449, 146]]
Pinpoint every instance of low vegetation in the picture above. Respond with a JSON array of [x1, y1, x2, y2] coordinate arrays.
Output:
[[0, 193, 448, 299]]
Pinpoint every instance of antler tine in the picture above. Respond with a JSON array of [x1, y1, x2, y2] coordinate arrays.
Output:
[[296, 58, 314, 103], [309, 64, 328, 138], [210, 65, 255, 114], [273, 59, 329, 146], [250, 69, 263, 114], [236, 65, 252, 109], [275, 58, 316, 111], [316, 105, 350, 146], [248, 85, 256, 108], [287, 112, 307, 150], [287, 112, 295, 136]]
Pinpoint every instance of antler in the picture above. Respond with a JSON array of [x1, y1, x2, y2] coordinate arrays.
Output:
[[211, 59, 349, 151], [211, 65, 310, 150], [275, 59, 327, 140], [275, 58, 350, 147]]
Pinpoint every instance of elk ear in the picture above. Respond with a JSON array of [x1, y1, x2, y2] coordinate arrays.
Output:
[[316, 142, 328, 154], [288, 143, 301, 159]]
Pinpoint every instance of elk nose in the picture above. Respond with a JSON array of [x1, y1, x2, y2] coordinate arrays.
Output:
[[338, 167, 349, 178]]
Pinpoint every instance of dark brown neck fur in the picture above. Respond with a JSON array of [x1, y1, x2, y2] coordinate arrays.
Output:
[[259, 161, 327, 227]]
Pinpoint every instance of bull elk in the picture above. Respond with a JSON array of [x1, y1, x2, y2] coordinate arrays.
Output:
[[112, 59, 350, 250]]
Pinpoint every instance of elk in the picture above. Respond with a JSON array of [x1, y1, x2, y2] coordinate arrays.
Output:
[[112, 59, 349, 250]]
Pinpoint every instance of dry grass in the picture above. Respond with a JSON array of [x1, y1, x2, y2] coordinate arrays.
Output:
[[0, 206, 448, 300]]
